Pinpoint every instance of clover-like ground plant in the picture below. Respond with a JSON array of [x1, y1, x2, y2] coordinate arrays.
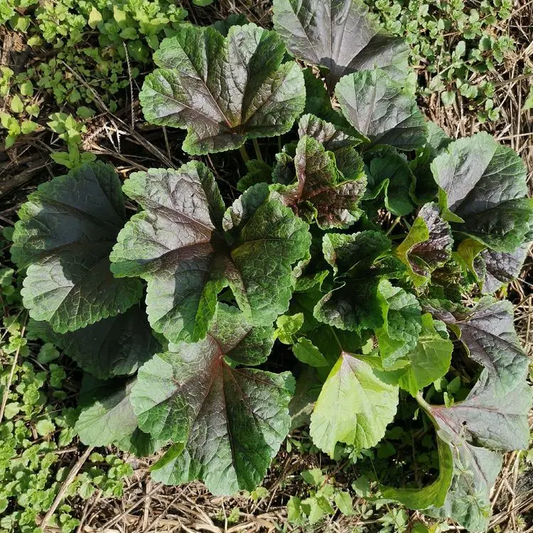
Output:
[[11, 0, 533, 530]]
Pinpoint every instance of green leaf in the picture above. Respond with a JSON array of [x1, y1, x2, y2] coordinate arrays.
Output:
[[10, 94, 23, 114], [315, 231, 392, 332], [28, 305, 160, 380], [293, 338, 329, 367], [275, 313, 304, 344], [432, 132, 533, 252], [236, 159, 272, 192], [132, 305, 294, 495], [111, 164, 310, 343], [275, 133, 366, 228], [397, 314, 453, 396], [365, 150, 416, 216], [139, 24, 305, 155], [396, 203, 453, 286], [425, 298, 529, 396], [375, 280, 422, 369], [76, 376, 161, 456], [310, 352, 398, 456], [11, 162, 142, 333], [272, 0, 409, 88], [336, 70, 427, 151]]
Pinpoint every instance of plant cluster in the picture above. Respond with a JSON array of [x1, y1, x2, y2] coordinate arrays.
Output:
[[10, 0, 533, 531], [0, 244, 133, 533], [364, 0, 516, 121], [0, 0, 188, 148]]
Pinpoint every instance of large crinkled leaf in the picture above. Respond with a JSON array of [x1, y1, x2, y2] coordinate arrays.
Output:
[[423, 371, 531, 530], [397, 314, 453, 396], [11, 162, 142, 333], [432, 132, 533, 252], [130, 305, 294, 495], [397, 203, 453, 287], [375, 280, 422, 369], [275, 133, 366, 229], [76, 376, 162, 457], [365, 150, 416, 216], [315, 231, 392, 332], [474, 244, 529, 294], [272, 0, 409, 88], [310, 351, 398, 456], [425, 298, 529, 397], [28, 306, 160, 380], [110, 163, 310, 343], [336, 69, 427, 151], [139, 24, 305, 155]]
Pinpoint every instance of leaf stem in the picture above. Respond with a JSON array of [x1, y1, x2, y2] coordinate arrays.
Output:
[[252, 138, 263, 162], [386, 216, 402, 236], [239, 144, 250, 163]]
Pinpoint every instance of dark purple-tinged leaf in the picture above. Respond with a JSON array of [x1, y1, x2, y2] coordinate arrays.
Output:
[[130, 304, 294, 495], [474, 244, 529, 294], [336, 70, 427, 151], [425, 298, 529, 397], [272, 0, 409, 88], [422, 371, 531, 531], [28, 305, 160, 380], [275, 134, 366, 229], [140, 24, 305, 155], [11, 162, 142, 333], [110, 163, 311, 343], [432, 132, 533, 252], [396, 204, 453, 287]]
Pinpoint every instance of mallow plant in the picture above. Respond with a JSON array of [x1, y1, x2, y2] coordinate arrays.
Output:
[[11, 0, 533, 530]]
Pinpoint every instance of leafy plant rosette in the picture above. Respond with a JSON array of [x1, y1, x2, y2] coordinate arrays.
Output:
[[10, 0, 533, 530]]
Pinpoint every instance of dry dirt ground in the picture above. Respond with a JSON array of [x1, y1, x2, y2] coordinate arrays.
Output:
[[1, 1, 533, 531]]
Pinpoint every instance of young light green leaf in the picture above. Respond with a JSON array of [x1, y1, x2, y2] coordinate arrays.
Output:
[[432, 132, 533, 252], [110, 164, 311, 343], [11, 162, 142, 333], [397, 314, 453, 396], [140, 24, 305, 155], [382, 436, 453, 510], [336, 70, 427, 151], [272, 0, 409, 88], [131, 305, 294, 495], [293, 338, 329, 367], [396, 203, 453, 287], [310, 352, 398, 456]]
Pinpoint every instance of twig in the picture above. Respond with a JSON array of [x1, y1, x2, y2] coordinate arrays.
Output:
[[41, 446, 95, 531]]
